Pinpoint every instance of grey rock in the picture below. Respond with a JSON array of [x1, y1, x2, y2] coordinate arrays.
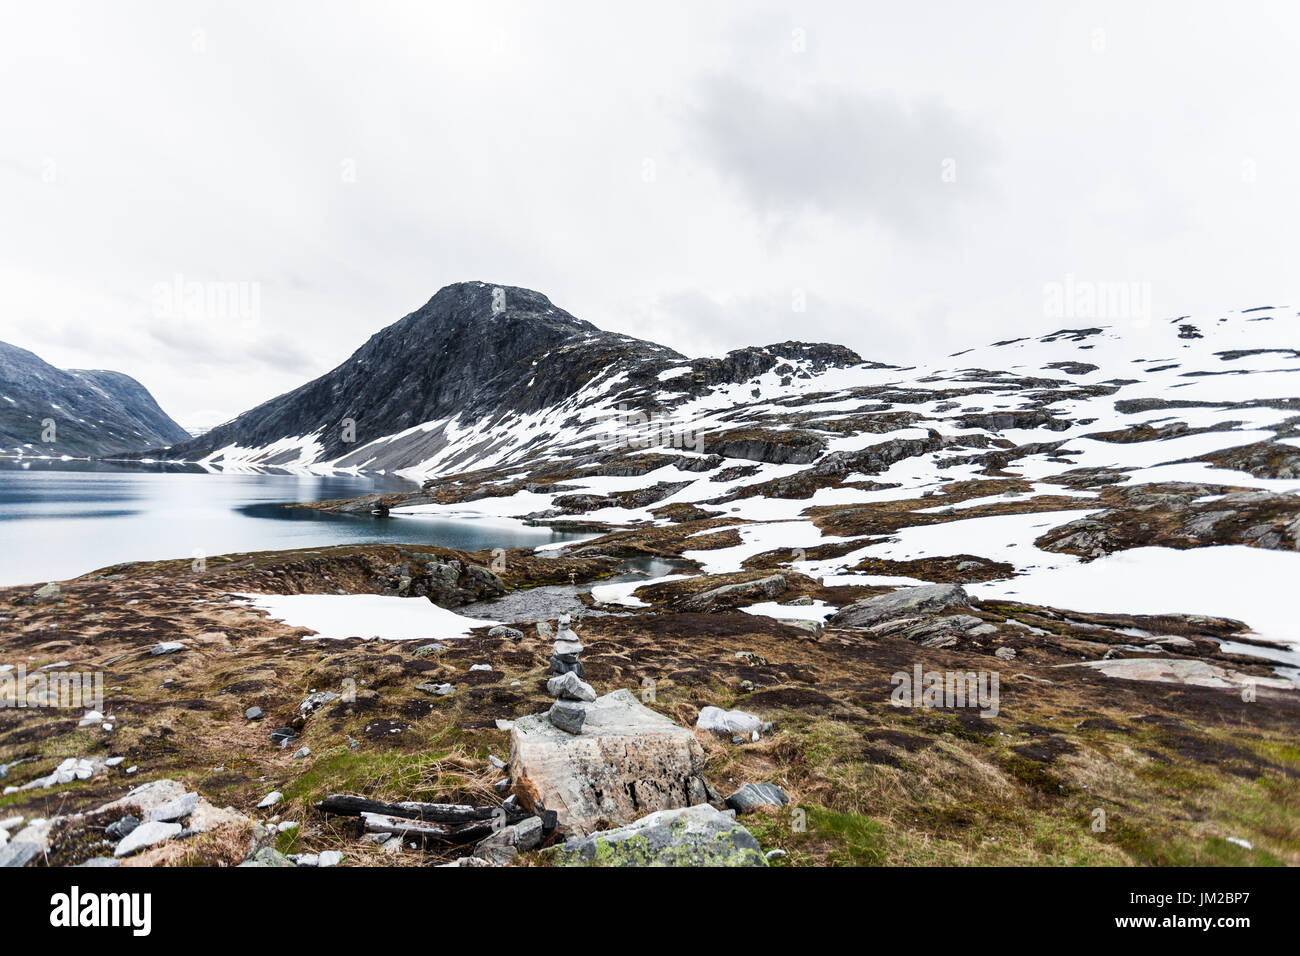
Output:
[[725, 782, 789, 813], [682, 573, 789, 610], [416, 682, 455, 697], [0, 841, 42, 867], [472, 815, 544, 865], [76, 856, 119, 867], [114, 821, 183, 857], [299, 691, 339, 715], [413, 643, 448, 657], [696, 705, 763, 738], [831, 584, 971, 628], [488, 625, 524, 641], [146, 791, 198, 823], [318, 850, 342, 867], [548, 804, 767, 867], [292, 747, 311, 759], [151, 641, 184, 655], [105, 815, 140, 840], [33, 582, 61, 604], [513, 690, 718, 835], [549, 655, 585, 677], [548, 699, 588, 735], [245, 706, 265, 721], [257, 790, 283, 809], [238, 847, 295, 867], [547, 671, 597, 702]]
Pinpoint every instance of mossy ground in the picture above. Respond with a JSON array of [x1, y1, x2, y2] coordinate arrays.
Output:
[[2, 542, 1298, 866]]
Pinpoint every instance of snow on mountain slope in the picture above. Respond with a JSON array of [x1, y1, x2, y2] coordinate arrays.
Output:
[[353, 302, 1299, 658], [0, 340, 189, 457], [147, 283, 1300, 654]]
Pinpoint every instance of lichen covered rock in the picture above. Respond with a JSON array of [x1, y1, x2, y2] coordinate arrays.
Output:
[[546, 804, 767, 867]]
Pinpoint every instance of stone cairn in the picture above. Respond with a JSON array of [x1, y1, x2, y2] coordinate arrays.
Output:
[[546, 614, 597, 735]]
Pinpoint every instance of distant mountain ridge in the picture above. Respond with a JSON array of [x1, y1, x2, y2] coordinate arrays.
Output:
[[0, 341, 189, 457], [147, 282, 1300, 502], [160, 281, 864, 473]]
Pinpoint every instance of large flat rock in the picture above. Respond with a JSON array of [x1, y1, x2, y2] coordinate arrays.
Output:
[[509, 689, 715, 836], [1068, 658, 1297, 692], [830, 583, 970, 628]]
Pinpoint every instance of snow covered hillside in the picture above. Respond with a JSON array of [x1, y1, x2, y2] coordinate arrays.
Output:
[[338, 299, 1300, 662], [155, 284, 1300, 662]]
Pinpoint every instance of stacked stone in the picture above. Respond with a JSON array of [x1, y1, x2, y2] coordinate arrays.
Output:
[[546, 614, 597, 735]]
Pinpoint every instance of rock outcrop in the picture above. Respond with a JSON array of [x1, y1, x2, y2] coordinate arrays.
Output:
[[830, 584, 971, 628], [546, 803, 767, 867], [509, 689, 716, 835]]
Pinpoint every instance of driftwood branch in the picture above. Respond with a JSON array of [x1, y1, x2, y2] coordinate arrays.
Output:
[[359, 811, 495, 844], [315, 793, 527, 825]]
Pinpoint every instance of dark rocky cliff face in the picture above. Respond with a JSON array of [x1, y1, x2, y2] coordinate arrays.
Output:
[[162, 282, 680, 465], [0, 341, 189, 456], [161, 281, 863, 471]]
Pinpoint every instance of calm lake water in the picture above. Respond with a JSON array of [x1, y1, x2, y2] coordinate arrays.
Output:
[[0, 459, 586, 587]]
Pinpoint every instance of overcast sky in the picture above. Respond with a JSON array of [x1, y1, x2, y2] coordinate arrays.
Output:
[[3, 0, 1299, 429]]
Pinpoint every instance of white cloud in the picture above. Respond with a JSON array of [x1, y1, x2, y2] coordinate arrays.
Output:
[[2, 0, 1299, 429]]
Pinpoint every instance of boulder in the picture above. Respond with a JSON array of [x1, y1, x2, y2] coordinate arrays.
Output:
[[725, 782, 789, 814], [299, 691, 340, 715], [830, 584, 970, 628], [547, 672, 597, 702], [33, 582, 61, 604], [681, 573, 789, 611], [96, 778, 188, 815], [696, 706, 762, 738], [547, 699, 588, 735], [114, 821, 182, 857], [0, 818, 53, 867], [238, 847, 295, 867], [546, 804, 767, 867], [510, 689, 717, 836], [146, 791, 198, 823], [471, 816, 544, 865]]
